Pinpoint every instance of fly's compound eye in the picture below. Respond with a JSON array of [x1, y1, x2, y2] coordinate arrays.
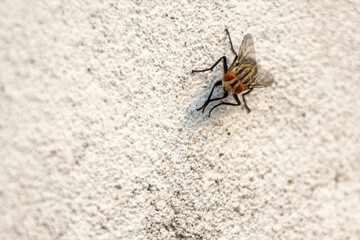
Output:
[[223, 72, 236, 82], [234, 82, 244, 94]]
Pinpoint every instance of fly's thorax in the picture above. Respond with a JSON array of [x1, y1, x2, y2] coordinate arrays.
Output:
[[228, 62, 257, 89], [230, 63, 257, 78], [222, 72, 244, 94]]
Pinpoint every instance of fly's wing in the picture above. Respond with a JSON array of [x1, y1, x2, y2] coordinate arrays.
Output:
[[236, 34, 256, 64], [251, 65, 274, 88]]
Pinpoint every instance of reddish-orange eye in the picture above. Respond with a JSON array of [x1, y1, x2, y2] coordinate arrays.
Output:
[[234, 83, 244, 94], [223, 72, 236, 82]]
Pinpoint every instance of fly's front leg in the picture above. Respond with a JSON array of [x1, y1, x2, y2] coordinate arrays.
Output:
[[241, 88, 253, 113], [192, 56, 228, 74], [197, 80, 223, 112], [208, 94, 241, 117], [199, 91, 228, 113]]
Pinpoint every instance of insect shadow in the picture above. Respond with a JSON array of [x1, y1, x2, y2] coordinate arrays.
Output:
[[183, 78, 248, 132]]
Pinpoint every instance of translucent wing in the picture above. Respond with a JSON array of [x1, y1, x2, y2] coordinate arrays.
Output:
[[237, 34, 256, 64], [251, 65, 274, 88]]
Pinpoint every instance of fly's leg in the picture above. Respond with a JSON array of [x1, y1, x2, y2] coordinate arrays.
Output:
[[199, 91, 229, 113], [241, 88, 253, 113], [192, 56, 228, 74], [225, 29, 237, 57], [208, 94, 241, 117], [197, 81, 225, 112]]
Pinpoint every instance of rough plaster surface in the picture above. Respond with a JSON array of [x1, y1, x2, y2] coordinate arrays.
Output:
[[1, 0, 360, 239]]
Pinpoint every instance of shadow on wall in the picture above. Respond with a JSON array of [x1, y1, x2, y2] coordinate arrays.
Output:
[[183, 78, 251, 132]]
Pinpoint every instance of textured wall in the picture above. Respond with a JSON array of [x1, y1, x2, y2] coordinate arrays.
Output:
[[1, 0, 360, 239]]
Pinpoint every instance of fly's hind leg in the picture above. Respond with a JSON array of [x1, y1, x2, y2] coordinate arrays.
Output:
[[241, 88, 253, 113], [225, 29, 237, 57], [192, 56, 228, 74], [208, 94, 241, 117]]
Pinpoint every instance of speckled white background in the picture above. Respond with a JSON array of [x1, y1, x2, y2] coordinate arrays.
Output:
[[1, 0, 360, 239]]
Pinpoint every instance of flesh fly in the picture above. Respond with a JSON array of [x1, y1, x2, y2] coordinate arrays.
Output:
[[192, 29, 274, 116]]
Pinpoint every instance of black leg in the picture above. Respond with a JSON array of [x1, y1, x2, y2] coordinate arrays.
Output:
[[208, 94, 241, 117], [197, 80, 223, 111], [241, 88, 253, 113], [200, 92, 229, 113], [225, 29, 237, 57], [192, 56, 228, 74]]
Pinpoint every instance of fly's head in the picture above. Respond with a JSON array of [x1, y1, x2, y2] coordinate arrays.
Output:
[[223, 72, 244, 94]]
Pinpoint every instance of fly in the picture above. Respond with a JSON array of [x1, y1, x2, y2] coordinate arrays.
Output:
[[192, 29, 274, 117]]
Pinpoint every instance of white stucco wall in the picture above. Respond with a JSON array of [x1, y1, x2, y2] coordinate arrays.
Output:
[[1, 0, 360, 239]]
